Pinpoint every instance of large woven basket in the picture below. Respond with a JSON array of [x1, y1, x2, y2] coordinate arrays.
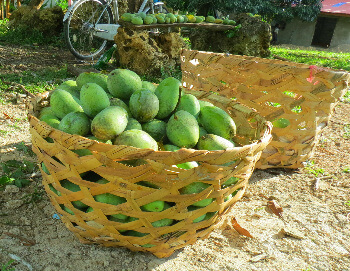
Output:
[[27, 87, 272, 258], [181, 49, 350, 169]]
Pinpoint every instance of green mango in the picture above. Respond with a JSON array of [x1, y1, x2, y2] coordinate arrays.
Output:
[[125, 118, 142, 131], [80, 82, 110, 117], [114, 129, 158, 151], [206, 16, 215, 23], [131, 16, 143, 25], [91, 106, 128, 140], [142, 119, 167, 142], [121, 13, 134, 22], [56, 80, 80, 97], [197, 134, 234, 151], [176, 94, 200, 118], [40, 114, 60, 129], [76, 72, 108, 92], [142, 81, 156, 92], [107, 69, 142, 100], [199, 106, 236, 140], [155, 77, 181, 119], [144, 15, 154, 25], [198, 100, 214, 109], [50, 89, 83, 119], [188, 205, 206, 223], [129, 88, 159, 123], [179, 182, 213, 207], [58, 112, 90, 136], [141, 200, 165, 212], [109, 97, 131, 115], [166, 110, 199, 148], [38, 106, 56, 119], [60, 179, 88, 210]]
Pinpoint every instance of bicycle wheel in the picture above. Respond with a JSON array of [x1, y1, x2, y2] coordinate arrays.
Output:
[[64, 0, 113, 60]]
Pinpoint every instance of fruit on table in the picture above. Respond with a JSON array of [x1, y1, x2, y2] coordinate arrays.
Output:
[[50, 89, 83, 119], [107, 69, 142, 100], [114, 129, 158, 151], [197, 134, 234, 151], [155, 77, 181, 119], [121, 13, 134, 22], [129, 88, 159, 123], [214, 19, 223, 24], [144, 15, 154, 25], [176, 93, 200, 118], [199, 106, 236, 140], [58, 112, 91, 136], [206, 16, 215, 23], [40, 114, 60, 129], [76, 72, 108, 92], [156, 14, 165, 24], [91, 106, 128, 140], [166, 110, 199, 148], [80, 82, 110, 117], [131, 16, 143, 25], [272, 118, 290, 128], [142, 119, 167, 142]]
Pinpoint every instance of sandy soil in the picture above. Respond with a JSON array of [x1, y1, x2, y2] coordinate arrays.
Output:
[[0, 43, 350, 271]]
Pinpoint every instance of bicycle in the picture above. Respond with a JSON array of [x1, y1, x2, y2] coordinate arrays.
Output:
[[63, 0, 168, 60]]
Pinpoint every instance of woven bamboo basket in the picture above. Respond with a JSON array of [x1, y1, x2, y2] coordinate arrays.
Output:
[[27, 87, 272, 258], [181, 49, 350, 169]]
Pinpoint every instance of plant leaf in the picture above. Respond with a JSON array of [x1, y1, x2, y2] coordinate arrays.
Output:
[[267, 200, 283, 219], [230, 217, 253, 238]]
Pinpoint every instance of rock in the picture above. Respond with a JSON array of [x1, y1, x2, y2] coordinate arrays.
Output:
[[4, 185, 20, 193]]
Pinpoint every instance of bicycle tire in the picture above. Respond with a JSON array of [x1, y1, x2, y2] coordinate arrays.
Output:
[[64, 0, 113, 60]]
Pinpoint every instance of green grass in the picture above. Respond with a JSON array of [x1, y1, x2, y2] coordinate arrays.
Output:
[[270, 46, 350, 72]]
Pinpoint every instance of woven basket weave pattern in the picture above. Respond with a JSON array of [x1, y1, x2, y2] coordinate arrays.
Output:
[[28, 88, 271, 258], [180, 49, 350, 168]]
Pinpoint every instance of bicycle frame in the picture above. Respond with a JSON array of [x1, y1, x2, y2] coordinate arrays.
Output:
[[63, 0, 165, 41]]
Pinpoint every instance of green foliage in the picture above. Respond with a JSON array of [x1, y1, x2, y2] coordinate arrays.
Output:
[[166, 0, 323, 22], [0, 160, 36, 188], [303, 161, 325, 177], [1, 260, 15, 271], [0, 19, 65, 47]]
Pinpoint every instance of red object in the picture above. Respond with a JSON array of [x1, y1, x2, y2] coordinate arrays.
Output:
[[321, 0, 350, 16]]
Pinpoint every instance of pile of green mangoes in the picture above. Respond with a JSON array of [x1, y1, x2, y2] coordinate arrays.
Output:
[[40, 69, 241, 238], [121, 11, 237, 26]]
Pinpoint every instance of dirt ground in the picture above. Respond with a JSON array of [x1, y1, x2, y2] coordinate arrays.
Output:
[[0, 43, 350, 271]]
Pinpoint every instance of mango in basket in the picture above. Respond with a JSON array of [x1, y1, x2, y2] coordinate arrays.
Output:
[[142, 119, 167, 142], [61, 179, 89, 210], [56, 80, 80, 98], [129, 89, 159, 123], [199, 106, 236, 140], [141, 200, 165, 212], [176, 93, 200, 118], [80, 82, 110, 118], [50, 89, 83, 119], [76, 72, 108, 92], [91, 106, 128, 140], [125, 118, 142, 131], [272, 118, 290, 128], [107, 69, 142, 100], [114, 129, 158, 151], [166, 110, 199, 148], [155, 77, 181, 119], [40, 114, 60, 129], [179, 182, 213, 207], [58, 112, 91, 136], [197, 134, 234, 151]]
